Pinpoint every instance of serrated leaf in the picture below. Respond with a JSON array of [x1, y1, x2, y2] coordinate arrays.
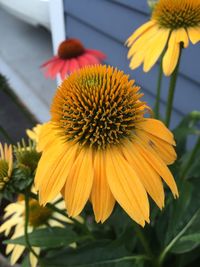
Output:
[[4, 227, 80, 248], [40, 241, 148, 267]]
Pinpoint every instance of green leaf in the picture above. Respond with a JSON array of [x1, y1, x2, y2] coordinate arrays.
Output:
[[181, 233, 200, 243], [40, 241, 148, 267], [173, 111, 200, 156], [4, 227, 80, 248], [171, 233, 200, 254]]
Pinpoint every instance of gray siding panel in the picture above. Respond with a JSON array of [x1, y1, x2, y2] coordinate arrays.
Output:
[[64, 0, 200, 127]]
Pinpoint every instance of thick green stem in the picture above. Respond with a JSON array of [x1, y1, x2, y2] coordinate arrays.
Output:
[[165, 49, 182, 127], [154, 61, 163, 119], [24, 190, 39, 259], [180, 136, 200, 179]]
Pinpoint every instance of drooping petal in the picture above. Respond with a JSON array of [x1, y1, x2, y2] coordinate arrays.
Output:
[[83, 53, 100, 64], [136, 129, 177, 165], [106, 148, 149, 226], [37, 143, 78, 205], [187, 27, 200, 44], [91, 150, 115, 223], [127, 25, 158, 59], [29, 247, 40, 267], [65, 148, 94, 217], [123, 141, 165, 209], [10, 245, 25, 265], [136, 118, 175, 145], [40, 56, 59, 67], [61, 61, 70, 80], [46, 59, 66, 79], [126, 20, 156, 46], [78, 54, 91, 67], [163, 31, 180, 76], [85, 49, 106, 60], [68, 58, 80, 73], [135, 140, 178, 198], [143, 28, 170, 72]]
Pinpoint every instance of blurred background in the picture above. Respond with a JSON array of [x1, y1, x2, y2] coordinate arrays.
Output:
[[0, 0, 200, 142]]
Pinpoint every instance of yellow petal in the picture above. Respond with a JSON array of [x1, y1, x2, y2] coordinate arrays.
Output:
[[135, 140, 178, 198], [10, 245, 25, 265], [136, 118, 175, 145], [143, 28, 170, 72], [123, 141, 165, 209], [128, 25, 158, 59], [136, 130, 177, 165], [163, 31, 180, 76], [29, 247, 40, 267], [126, 20, 156, 46], [176, 28, 189, 48], [106, 148, 149, 226], [188, 27, 200, 44], [65, 148, 94, 217], [38, 143, 78, 205], [129, 50, 147, 70], [91, 150, 115, 223], [34, 142, 64, 190]]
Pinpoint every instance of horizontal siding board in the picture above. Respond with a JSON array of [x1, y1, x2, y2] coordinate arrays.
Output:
[[65, 15, 187, 127], [64, 0, 200, 84], [108, 0, 150, 14]]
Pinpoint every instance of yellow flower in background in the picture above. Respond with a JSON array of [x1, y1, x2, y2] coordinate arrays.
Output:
[[0, 192, 72, 267], [126, 0, 200, 76], [0, 143, 13, 190], [35, 65, 178, 226]]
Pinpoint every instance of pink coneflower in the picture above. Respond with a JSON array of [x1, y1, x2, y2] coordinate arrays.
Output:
[[41, 38, 106, 80]]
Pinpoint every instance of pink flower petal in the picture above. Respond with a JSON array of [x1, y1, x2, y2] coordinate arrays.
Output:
[[85, 49, 106, 60], [46, 59, 65, 79], [77, 55, 91, 68], [68, 58, 80, 73], [83, 53, 100, 64], [61, 60, 70, 80], [41, 56, 59, 68]]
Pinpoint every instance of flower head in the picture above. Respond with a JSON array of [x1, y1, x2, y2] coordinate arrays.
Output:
[[0, 192, 71, 267], [41, 38, 106, 80], [35, 65, 178, 226], [126, 0, 200, 76], [0, 143, 13, 191]]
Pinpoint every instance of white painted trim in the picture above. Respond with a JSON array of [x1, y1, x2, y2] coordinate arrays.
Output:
[[0, 57, 50, 122], [49, 0, 66, 54]]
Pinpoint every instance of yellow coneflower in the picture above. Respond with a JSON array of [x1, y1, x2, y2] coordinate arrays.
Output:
[[35, 65, 178, 226], [26, 124, 43, 144], [0, 191, 72, 267], [126, 0, 200, 76], [0, 143, 13, 190]]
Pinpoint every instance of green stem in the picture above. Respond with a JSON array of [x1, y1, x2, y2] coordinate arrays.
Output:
[[157, 209, 199, 266], [24, 190, 39, 259], [133, 224, 153, 258], [154, 61, 163, 119], [165, 48, 182, 127], [180, 136, 200, 179]]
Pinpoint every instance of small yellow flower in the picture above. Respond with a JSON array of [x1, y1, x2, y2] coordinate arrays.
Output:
[[0, 191, 72, 267], [35, 65, 178, 226], [0, 143, 13, 191], [126, 0, 200, 76]]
